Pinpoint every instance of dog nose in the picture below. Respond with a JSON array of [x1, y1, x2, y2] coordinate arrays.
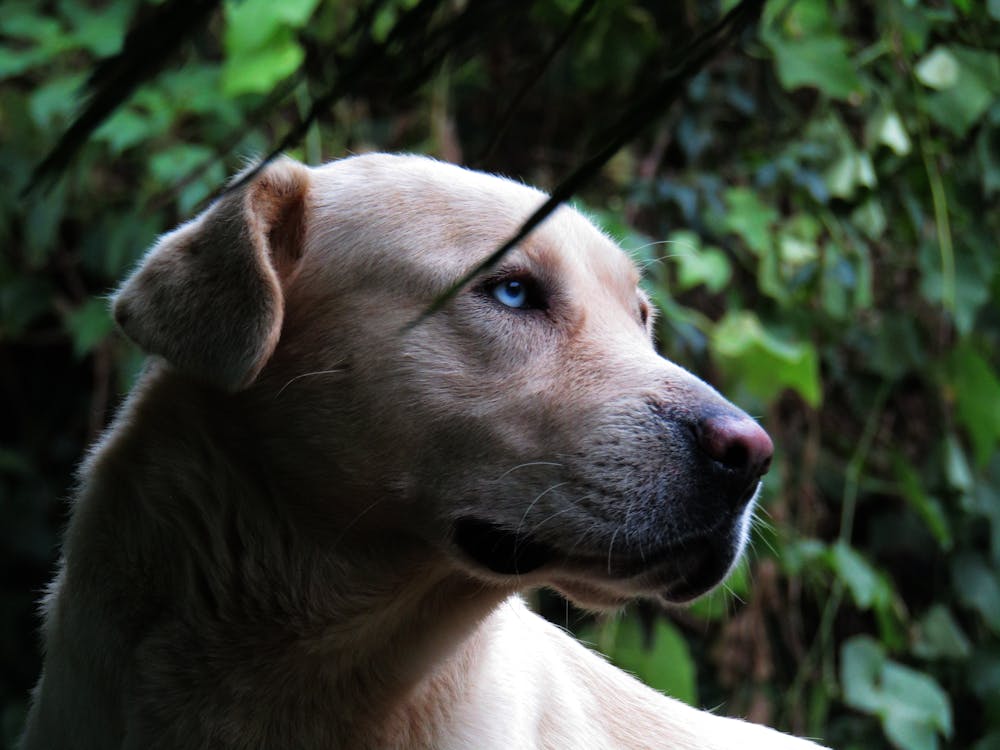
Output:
[[696, 415, 773, 477]]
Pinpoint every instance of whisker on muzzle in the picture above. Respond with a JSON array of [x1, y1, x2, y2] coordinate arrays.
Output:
[[274, 368, 347, 399], [495, 461, 564, 481]]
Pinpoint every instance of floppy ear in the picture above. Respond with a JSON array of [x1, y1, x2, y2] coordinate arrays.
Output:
[[113, 157, 311, 391]]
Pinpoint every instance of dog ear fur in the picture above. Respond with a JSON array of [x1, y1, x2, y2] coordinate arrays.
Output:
[[113, 157, 310, 391]]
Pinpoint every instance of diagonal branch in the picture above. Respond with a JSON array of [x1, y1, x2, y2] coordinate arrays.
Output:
[[476, 0, 598, 167], [410, 0, 765, 326], [24, 0, 221, 195]]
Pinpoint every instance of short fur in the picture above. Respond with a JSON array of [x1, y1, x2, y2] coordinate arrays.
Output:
[[22, 154, 823, 749]]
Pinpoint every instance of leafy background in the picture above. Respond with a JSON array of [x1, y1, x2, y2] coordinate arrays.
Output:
[[2, 1, 999, 748]]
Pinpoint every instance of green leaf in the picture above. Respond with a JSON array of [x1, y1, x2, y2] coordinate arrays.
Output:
[[711, 312, 822, 406], [871, 110, 912, 156], [61, 0, 130, 57], [63, 297, 114, 358], [913, 604, 972, 660], [721, 187, 776, 257], [915, 47, 960, 89], [892, 455, 952, 549], [841, 636, 953, 750], [922, 46, 1000, 137], [94, 108, 157, 154], [944, 433, 974, 493], [779, 538, 828, 576], [825, 150, 876, 200], [667, 230, 731, 293], [766, 34, 863, 100], [841, 635, 885, 712], [830, 541, 891, 610], [951, 552, 1000, 633], [29, 75, 84, 129], [222, 29, 305, 96], [224, 0, 320, 54], [222, 0, 320, 96], [600, 617, 698, 705], [881, 662, 953, 740], [945, 343, 1000, 466]]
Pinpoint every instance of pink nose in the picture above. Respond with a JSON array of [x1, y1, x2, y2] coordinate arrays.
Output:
[[697, 415, 774, 477]]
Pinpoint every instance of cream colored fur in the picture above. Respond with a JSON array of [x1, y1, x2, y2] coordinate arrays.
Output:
[[21, 154, 824, 749]]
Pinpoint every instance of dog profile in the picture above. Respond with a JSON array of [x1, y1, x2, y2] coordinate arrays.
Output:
[[21, 154, 823, 749]]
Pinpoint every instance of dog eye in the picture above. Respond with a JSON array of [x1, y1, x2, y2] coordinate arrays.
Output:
[[493, 279, 529, 308], [481, 272, 547, 312]]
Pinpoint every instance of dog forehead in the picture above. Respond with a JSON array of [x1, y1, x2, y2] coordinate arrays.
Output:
[[306, 154, 639, 298]]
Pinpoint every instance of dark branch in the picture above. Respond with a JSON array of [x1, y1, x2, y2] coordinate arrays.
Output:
[[410, 0, 766, 326], [24, 0, 221, 196]]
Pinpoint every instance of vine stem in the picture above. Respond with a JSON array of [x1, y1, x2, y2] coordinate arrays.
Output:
[[919, 127, 956, 315], [788, 381, 890, 730]]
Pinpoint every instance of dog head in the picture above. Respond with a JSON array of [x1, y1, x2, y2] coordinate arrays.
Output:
[[114, 154, 772, 609]]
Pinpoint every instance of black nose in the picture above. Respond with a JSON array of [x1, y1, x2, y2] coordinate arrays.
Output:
[[696, 415, 773, 478]]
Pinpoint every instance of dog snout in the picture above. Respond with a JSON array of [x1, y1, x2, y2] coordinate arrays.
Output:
[[696, 414, 773, 479]]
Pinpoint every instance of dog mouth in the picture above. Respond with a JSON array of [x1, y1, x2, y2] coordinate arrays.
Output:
[[451, 514, 745, 603]]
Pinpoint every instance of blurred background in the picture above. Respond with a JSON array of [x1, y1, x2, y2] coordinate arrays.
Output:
[[2, 1, 999, 747]]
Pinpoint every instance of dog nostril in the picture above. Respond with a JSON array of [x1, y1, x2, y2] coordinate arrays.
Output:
[[697, 415, 774, 477]]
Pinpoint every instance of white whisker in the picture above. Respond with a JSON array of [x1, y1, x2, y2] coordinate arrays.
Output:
[[515, 482, 569, 541], [606, 525, 621, 575], [275, 368, 346, 399], [495, 461, 564, 481]]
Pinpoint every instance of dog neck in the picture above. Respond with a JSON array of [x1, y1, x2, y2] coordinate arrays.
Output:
[[43, 367, 511, 747]]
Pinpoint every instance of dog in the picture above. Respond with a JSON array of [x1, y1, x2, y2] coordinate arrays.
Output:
[[21, 154, 823, 749]]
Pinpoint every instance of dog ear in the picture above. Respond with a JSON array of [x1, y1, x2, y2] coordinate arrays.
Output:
[[113, 157, 310, 391]]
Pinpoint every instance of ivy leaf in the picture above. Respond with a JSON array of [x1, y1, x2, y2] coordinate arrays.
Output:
[[599, 617, 698, 706], [222, 28, 305, 96], [951, 553, 1000, 633], [766, 34, 863, 100], [668, 230, 731, 292], [945, 343, 1000, 466], [922, 46, 1000, 137], [871, 110, 912, 156], [830, 541, 893, 610], [841, 636, 953, 750], [222, 0, 321, 96], [915, 47, 960, 89], [913, 605, 972, 661], [712, 311, 821, 406], [893, 455, 952, 550], [721, 187, 776, 256]]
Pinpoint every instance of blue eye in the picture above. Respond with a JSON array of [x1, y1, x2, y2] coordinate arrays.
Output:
[[492, 279, 529, 308]]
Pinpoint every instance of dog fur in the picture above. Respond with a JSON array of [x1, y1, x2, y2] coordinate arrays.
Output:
[[21, 154, 823, 749]]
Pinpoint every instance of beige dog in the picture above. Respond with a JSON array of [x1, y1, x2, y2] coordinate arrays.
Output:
[[22, 154, 822, 749]]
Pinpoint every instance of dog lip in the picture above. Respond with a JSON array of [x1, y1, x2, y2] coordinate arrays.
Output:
[[452, 514, 741, 603]]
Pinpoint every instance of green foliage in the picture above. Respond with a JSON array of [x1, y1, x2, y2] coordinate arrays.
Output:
[[842, 636, 952, 750], [583, 616, 698, 706], [2, 0, 999, 748]]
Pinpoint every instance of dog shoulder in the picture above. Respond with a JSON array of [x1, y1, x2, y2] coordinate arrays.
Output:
[[467, 598, 827, 750]]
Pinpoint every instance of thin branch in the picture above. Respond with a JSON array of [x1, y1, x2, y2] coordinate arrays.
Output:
[[24, 0, 221, 195], [476, 0, 598, 167], [410, 0, 766, 326], [226, 0, 448, 195], [149, 0, 392, 213]]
